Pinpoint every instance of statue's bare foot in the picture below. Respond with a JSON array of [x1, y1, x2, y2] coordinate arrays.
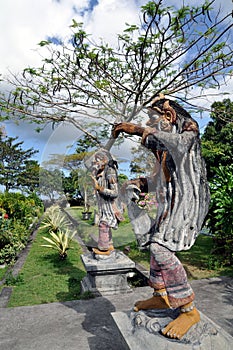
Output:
[[92, 248, 110, 255], [161, 307, 200, 340], [92, 245, 114, 256], [134, 292, 170, 312]]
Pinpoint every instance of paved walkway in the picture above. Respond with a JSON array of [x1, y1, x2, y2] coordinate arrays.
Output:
[[0, 276, 233, 350]]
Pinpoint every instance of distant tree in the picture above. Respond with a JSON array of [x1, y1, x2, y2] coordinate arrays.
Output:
[[41, 133, 97, 172], [77, 168, 94, 212], [1, 0, 233, 149], [118, 173, 129, 187], [39, 168, 64, 201], [62, 170, 79, 197], [130, 145, 155, 177], [62, 169, 85, 206], [201, 98, 233, 181], [42, 153, 84, 172], [41, 134, 96, 201], [17, 159, 40, 193], [0, 136, 38, 192]]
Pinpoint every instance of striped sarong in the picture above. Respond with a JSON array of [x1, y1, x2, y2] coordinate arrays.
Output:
[[98, 221, 113, 250], [149, 243, 195, 308]]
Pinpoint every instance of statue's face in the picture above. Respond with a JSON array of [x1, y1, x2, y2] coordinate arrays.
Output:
[[91, 154, 108, 175], [146, 108, 173, 132]]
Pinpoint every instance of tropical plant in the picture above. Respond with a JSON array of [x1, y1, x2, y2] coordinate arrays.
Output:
[[41, 229, 76, 260], [40, 205, 76, 259], [0, 192, 43, 226], [137, 192, 157, 212]]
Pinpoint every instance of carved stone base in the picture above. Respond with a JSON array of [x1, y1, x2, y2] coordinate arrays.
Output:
[[81, 251, 135, 296], [112, 309, 233, 350]]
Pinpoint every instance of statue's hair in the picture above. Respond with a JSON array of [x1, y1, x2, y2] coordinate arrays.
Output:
[[152, 98, 191, 120], [151, 98, 199, 134]]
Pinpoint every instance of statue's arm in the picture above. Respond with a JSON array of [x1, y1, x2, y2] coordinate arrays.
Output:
[[140, 126, 198, 156], [112, 122, 145, 138]]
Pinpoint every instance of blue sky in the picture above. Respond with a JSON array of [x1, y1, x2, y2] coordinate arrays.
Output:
[[0, 0, 233, 169]]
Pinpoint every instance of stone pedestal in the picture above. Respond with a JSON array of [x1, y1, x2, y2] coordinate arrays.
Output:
[[112, 309, 233, 350], [81, 251, 135, 296]]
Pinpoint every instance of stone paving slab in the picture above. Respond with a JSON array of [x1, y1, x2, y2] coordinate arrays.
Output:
[[0, 298, 128, 350]]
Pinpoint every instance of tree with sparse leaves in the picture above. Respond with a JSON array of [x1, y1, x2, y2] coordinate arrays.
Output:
[[1, 0, 233, 149]]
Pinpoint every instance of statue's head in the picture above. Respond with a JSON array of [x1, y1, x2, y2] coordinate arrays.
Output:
[[85, 149, 118, 176], [146, 94, 199, 134]]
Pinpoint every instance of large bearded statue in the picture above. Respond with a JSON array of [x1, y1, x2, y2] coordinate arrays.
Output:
[[112, 95, 210, 340]]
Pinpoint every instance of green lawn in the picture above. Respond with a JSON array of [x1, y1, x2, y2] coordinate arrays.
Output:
[[6, 229, 87, 307], [177, 234, 233, 279], [0, 265, 7, 280]]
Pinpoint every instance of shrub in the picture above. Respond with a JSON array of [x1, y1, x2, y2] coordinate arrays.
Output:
[[207, 165, 233, 265], [0, 192, 43, 265], [0, 220, 29, 264], [0, 192, 43, 226]]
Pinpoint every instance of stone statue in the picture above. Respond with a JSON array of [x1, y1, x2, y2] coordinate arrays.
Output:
[[85, 149, 124, 256], [112, 94, 210, 340]]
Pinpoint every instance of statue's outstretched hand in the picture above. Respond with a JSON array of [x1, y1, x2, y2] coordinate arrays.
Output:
[[112, 123, 125, 139], [112, 122, 145, 139], [141, 127, 157, 145]]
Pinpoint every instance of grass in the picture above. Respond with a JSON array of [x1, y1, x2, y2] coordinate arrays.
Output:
[[0, 265, 7, 280], [6, 229, 87, 307], [177, 234, 233, 279]]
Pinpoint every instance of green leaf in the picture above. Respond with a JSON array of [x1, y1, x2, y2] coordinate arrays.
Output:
[[38, 40, 51, 47]]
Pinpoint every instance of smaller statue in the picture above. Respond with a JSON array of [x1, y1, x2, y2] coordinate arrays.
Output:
[[86, 149, 124, 256]]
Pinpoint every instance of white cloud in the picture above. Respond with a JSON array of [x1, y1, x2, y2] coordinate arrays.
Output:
[[85, 0, 145, 44], [0, 0, 86, 75]]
